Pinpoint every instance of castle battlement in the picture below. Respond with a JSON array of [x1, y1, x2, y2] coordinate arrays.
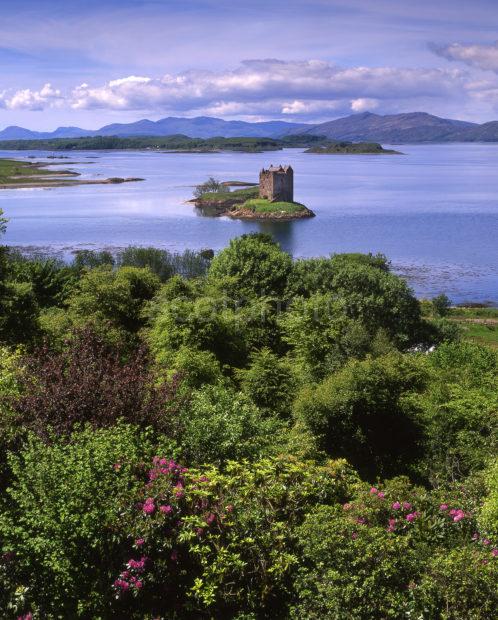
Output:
[[259, 164, 293, 202]]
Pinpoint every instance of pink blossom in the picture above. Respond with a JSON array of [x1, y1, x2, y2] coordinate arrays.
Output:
[[370, 487, 378, 494], [356, 517, 366, 525], [402, 502, 412, 510], [127, 557, 147, 571], [160, 505, 173, 514], [388, 518, 397, 527], [483, 539, 491, 546], [114, 579, 130, 591], [439, 503, 448, 511], [377, 492, 385, 499], [392, 501, 401, 510], [351, 532, 358, 540], [113, 463, 122, 471], [135, 538, 145, 546], [406, 513, 417, 522], [449, 509, 457, 516], [206, 513, 216, 525], [343, 503, 352, 511], [135, 579, 143, 589], [143, 500, 155, 515], [453, 510, 465, 522], [492, 549, 498, 557], [196, 527, 204, 537]]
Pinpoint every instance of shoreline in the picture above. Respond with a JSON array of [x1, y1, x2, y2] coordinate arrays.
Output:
[[0, 157, 144, 189]]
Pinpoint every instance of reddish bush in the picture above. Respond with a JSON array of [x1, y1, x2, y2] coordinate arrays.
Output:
[[10, 327, 183, 437]]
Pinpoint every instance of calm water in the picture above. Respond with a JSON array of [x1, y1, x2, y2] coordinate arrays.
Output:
[[0, 145, 497, 304]]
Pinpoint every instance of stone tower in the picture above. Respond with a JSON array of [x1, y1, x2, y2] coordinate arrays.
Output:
[[259, 165, 293, 202]]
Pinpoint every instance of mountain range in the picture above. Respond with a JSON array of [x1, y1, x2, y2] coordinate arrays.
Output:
[[2, 112, 498, 143]]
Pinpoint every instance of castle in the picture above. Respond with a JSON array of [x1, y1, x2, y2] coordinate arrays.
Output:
[[259, 165, 293, 202]]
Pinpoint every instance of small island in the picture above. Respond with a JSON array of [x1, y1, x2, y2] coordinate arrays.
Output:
[[0, 158, 144, 189], [192, 165, 315, 220], [305, 141, 402, 154]]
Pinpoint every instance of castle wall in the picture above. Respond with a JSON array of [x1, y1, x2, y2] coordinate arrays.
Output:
[[259, 171, 274, 200], [259, 166, 293, 202]]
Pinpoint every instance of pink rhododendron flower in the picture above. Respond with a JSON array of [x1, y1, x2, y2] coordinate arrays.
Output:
[[392, 501, 401, 510], [160, 504, 173, 514], [439, 503, 448, 511], [406, 513, 417, 522], [370, 487, 378, 494], [135, 538, 145, 546], [114, 578, 130, 591], [453, 510, 465, 522], [351, 532, 358, 540], [135, 580, 143, 589], [377, 492, 385, 499], [483, 539, 491, 546], [402, 502, 412, 510], [389, 518, 397, 527], [492, 549, 498, 557], [206, 513, 216, 525], [143, 500, 155, 515]]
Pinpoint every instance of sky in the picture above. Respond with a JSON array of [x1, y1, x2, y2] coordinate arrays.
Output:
[[2, 0, 498, 130]]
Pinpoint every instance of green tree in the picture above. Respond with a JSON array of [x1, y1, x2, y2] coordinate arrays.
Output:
[[0, 424, 162, 618], [478, 457, 498, 540], [281, 294, 373, 380], [238, 347, 295, 416], [294, 352, 427, 478], [42, 265, 161, 345], [208, 233, 292, 301], [177, 384, 282, 466]]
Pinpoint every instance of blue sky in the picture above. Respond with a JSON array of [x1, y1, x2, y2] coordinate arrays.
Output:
[[2, 0, 498, 129]]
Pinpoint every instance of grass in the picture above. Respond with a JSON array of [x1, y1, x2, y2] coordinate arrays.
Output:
[[0, 158, 55, 185], [448, 307, 498, 349], [241, 198, 307, 214], [456, 321, 498, 349], [449, 307, 498, 319], [196, 186, 259, 204]]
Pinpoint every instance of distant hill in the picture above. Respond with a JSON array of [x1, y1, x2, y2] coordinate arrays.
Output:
[[2, 112, 498, 143], [291, 112, 478, 143], [438, 120, 498, 142], [96, 116, 308, 139], [0, 117, 307, 141]]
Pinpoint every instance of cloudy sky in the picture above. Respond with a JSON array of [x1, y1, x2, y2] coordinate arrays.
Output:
[[2, 0, 498, 130]]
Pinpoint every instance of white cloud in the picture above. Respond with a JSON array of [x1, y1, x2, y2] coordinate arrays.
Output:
[[65, 59, 464, 115], [351, 97, 379, 112], [433, 42, 498, 72], [1, 83, 62, 111], [0, 59, 485, 121]]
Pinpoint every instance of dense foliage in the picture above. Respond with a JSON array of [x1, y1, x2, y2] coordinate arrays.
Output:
[[0, 218, 496, 618]]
